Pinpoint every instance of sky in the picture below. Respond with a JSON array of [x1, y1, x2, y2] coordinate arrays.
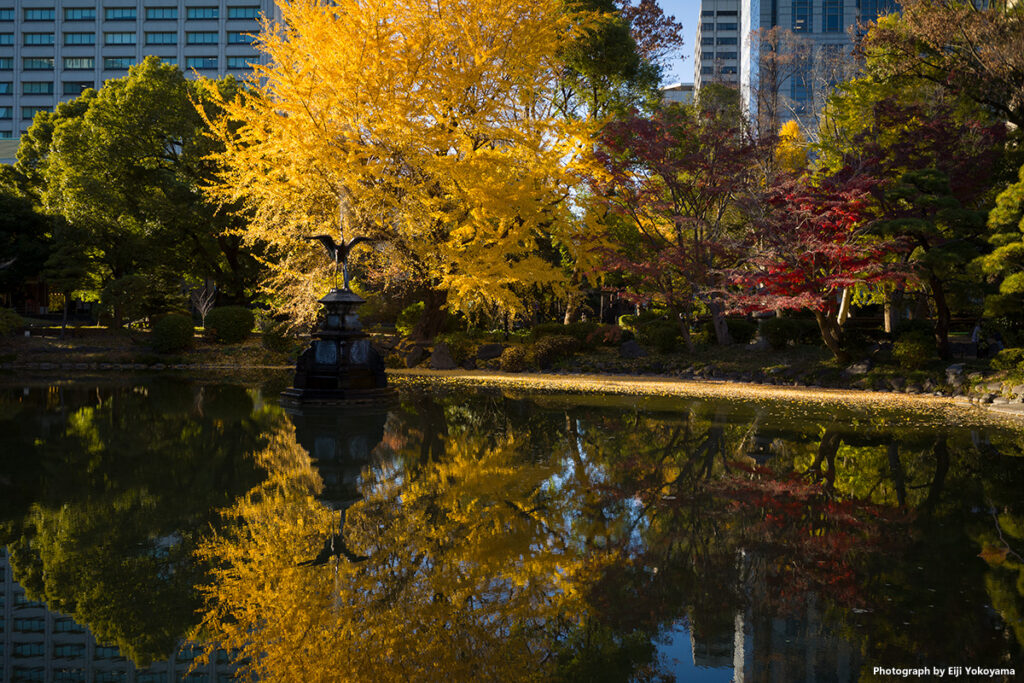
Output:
[[658, 0, 703, 85]]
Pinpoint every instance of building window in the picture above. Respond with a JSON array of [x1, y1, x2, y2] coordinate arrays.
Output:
[[0, 33, 11, 45], [64, 57, 96, 69], [23, 81, 54, 95], [792, 0, 812, 32], [0, 9, 12, 21], [228, 6, 261, 19], [0, 107, 11, 119], [186, 31, 218, 44], [63, 81, 93, 95], [187, 7, 220, 19], [716, 37, 737, 45], [721, 66, 737, 74], [0, 57, 12, 70], [23, 33, 55, 45], [717, 10, 738, 15], [147, 7, 179, 20], [226, 55, 255, 68], [13, 618, 46, 631], [0, 82, 10, 94], [719, 51, 738, 59], [701, 36, 714, 46], [822, 0, 843, 32], [13, 643, 46, 657], [145, 32, 177, 44], [702, 51, 714, 60], [64, 8, 97, 21], [24, 8, 56, 21], [718, 22, 737, 30], [701, 10, 714, 16], [227, 31, 253, 44], [94, 646, 123, 660], [0, 130, 12, 138], [104, 7, 137, 21], [105, 32, 136, 45], [54, 644, 87, 658], [104, 56, 133, 69], [860, 0, 896, 21], [186, 56, 218, 69], [53, 617, 87, 633], [702, 22, 714, 30], [64, 33, 96, 45], [700, 66, 713, 75], [23, 58, 54, 70]]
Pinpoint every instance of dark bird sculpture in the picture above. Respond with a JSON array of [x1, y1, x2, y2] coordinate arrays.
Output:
[[297, 509, 369, 567], [305, 234, 372, 290]]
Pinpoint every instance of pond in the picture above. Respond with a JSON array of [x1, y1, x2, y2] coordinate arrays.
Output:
[[1, 377, 1022, 682]]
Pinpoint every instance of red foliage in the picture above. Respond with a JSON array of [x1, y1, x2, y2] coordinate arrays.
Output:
[[727, 171, 910, 316]]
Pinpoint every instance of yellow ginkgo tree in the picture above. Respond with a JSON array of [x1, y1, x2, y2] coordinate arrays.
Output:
[[203, 0, 594, 335]]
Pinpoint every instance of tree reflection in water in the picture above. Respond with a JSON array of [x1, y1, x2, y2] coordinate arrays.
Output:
[[196, 390, 1024, 682]]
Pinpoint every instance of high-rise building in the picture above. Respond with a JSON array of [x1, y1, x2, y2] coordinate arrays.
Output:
[[694, 0, 898, 132], [694, 0, 741, 90], [0, 0, 281, 154]]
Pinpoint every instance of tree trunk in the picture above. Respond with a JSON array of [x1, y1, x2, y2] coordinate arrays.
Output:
[[883, 286, 903, 334], [813, 310, 849, 364], [928, 275, 952, 360], [836, 288, 851, 327], [563, 290, 585, 324], [60, 293, 69, 340], [887, 440, 906, 507], [670, 305, 695, 353], [411, 288, 448, 341], [708, 299, 733, 346]]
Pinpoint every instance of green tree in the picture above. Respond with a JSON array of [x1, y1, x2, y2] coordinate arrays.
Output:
[[975, 163, 1024, 327], [24, 57, 262, 326]]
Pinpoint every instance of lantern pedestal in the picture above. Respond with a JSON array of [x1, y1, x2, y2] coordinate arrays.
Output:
[[281, 288, 396, 406]]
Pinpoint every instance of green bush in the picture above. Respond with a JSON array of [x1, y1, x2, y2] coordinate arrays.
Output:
[[499, 345, 527, 372], [726, 318, 758, 344], [992, 347, 1024, 372], [205, 306, 255, 344], [760, 317, 819, 350], [564, 321, 600, 343], [892, 330, 936, 370], [637, 320, 681, 353], [396, 301, 425, 337], [531, 335, 579, 369], [585, 324, 632, 346], [261, 321, 296, 354], [436, 331, 478, 364], [0, 308, 24, 336], [151, 314, 195, 353], [529, 322, 568, 341]]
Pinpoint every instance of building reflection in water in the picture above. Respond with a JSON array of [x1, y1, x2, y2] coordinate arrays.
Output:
[[0, 550, 234, 683]]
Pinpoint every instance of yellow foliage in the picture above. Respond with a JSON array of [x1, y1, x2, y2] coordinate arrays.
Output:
[[774, 120, 808, 174], [195, 422, 603, 682], [202, 0, 594, 325]]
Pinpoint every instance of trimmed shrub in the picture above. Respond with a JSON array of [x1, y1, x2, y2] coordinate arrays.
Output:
[[564, 321, 600, 343], [637, 320, 681, 353], [151, 314, 195, 353], [436, 331, 477, 364], [726, 318, 758, 344], [585, 324, 632, 346], [760, 317, 818, 350], [499, 345, 527, 372], [892, 330, 935, 370], [261, 321, 296, 353], [531, 334, 579, 369], [992, 347, 1024, 372], [0, 308, 24, 336], [395, 301, 425, 337], [205, 306, 255, 344], [529, 322, 567, 340]]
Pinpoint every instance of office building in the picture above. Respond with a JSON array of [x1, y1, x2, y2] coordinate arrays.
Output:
[[661, 82, 694, 106], [694, 0, 740, 90], [0, 0, 281, 157], [694, 0, 898, 132]]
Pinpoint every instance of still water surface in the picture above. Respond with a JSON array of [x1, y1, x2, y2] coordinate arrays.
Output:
[[1, 378, 1022, 682]]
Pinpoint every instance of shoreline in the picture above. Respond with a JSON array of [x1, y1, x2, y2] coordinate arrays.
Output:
[[4, 357, 1024, 424]]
